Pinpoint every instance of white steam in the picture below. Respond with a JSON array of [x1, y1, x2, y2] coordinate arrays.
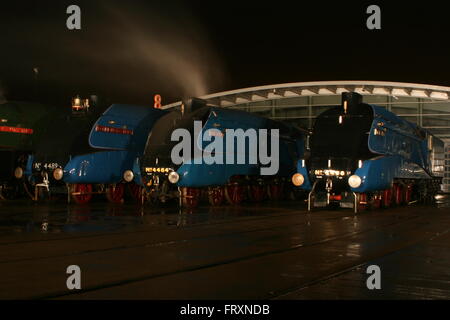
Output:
[[60, 3, 226, 101]]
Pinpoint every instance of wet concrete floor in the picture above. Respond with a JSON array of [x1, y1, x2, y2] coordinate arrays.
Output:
[[1, 196, 450, 299]]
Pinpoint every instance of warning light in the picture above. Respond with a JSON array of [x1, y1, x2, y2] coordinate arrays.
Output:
[[72, 96, 81, 110], [72, 96, 90, 112]]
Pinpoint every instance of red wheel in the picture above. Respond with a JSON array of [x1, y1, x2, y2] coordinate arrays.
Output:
[[404, 184, 413, 204], [208, 187, 225, 206], [181, 187, 201, 208], [106, 184, 125, 204], [394, 183, 403, 205], [370, 194, 382, 210], [382, 189, 392, 208], [249, 184, 266, 202], [225, 183, 245, 205], [358, 193, 368, 211], [268, 183, 283, 200], [71, 184, 93, 205], [128, 183, 143, 203]]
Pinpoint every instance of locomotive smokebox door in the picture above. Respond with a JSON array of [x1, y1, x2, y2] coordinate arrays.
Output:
[[342, 92, 363, 113], [183, 98, 208, 115]]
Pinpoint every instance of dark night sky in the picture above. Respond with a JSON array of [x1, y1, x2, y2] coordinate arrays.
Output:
[[1, 1, 450, 106]]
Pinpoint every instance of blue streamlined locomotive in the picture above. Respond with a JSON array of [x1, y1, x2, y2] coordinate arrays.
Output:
[[140, 98, 307, 208], [292, 92, 444, 212], [62, 103, 167, 204]]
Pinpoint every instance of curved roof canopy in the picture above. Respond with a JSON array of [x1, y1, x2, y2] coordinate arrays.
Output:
[[162, 80, 450, 109]]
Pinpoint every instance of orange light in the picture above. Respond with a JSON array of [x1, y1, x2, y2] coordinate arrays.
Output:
[[154, 94, 162, 109], [292, 173, 304, 186]]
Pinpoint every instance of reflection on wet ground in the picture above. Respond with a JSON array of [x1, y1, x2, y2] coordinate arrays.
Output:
[[435, 193, 450, 208], [2, 193, 448, 236], [1, 195, 450, 299], [0, 199, 308, 236]]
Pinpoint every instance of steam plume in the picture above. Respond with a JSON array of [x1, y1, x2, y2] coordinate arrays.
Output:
[[60, 2, 226, 102]]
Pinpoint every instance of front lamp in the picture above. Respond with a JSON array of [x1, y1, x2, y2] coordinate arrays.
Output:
[[14, 167, 23, 179], [123, 170, 134, 182], [348, 175, 362, 188], [53, 168, 64, 180], [292, 173, 305, 186], [168, 171, 180, 184]]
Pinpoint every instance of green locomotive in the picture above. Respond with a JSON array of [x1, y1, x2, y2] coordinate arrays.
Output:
[[0, 100, 61, 199]]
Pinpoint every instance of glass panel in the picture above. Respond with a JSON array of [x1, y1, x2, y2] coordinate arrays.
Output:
[[422, 116, 450, 127], [364, 95, 390, 105], [274, 106, 309, 119], [311, 105, 334, 117], [422, 101, 450, 115], [275, 96, 309, 106], [311, 95, 340, 106], [391, 97, 419, 116], [398, 115, 418, 124]]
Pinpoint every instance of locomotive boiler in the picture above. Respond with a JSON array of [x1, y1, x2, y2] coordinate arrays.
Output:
[[292, 92, 444, 212]]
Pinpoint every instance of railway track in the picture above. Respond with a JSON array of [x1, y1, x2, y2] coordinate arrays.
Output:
[[37, 209, 437, 299], [272, 227, 450, 300], [0, 203, 418, 262], [1, 201, 448, 299]]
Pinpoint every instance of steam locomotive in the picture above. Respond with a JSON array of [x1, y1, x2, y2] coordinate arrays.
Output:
[[61, 103, 167, 204], [0, 101, 56, 199], [24, 96, 106, 200], [292, 92, 444, 212], [139, 98, 307, 208]]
